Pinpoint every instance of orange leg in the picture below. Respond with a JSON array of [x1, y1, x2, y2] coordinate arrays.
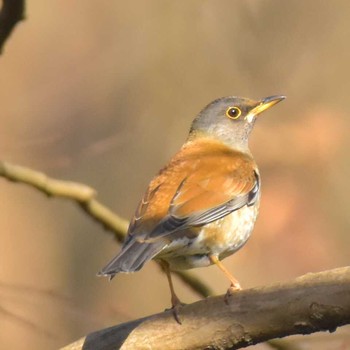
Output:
[[209, 255, 242, 302], [159, 260, 184, 324]]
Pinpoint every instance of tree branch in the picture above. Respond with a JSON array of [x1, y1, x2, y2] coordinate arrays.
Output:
[[61, 267, 350, 350], [0, 162, 350, 350], [0, 0, 25, 54], [0, 161, 211, 297], [0, 161, 128, 240]]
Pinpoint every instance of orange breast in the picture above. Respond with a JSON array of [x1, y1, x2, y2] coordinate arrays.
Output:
[[130, 136, 258, 236]]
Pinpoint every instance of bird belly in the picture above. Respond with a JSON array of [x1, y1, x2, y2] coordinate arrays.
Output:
[[156, 203, 259, 270]]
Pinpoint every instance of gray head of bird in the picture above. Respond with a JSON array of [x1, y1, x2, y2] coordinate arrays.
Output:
[[189, 95, 285, 151]]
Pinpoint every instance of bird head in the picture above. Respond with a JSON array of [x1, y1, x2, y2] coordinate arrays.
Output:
[[189, 95, 285, 151]]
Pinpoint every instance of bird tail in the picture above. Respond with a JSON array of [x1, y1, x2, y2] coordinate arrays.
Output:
[[97, 237, 165, 279]]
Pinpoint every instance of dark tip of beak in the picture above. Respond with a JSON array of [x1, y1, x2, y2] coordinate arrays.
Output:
[[261, 95, 286, 105]]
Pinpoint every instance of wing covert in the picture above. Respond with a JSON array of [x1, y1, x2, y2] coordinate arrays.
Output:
[[127, 138, 259, 243]]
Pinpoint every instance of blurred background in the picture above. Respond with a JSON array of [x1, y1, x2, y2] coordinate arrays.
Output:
[[0, 1, 349, 349]]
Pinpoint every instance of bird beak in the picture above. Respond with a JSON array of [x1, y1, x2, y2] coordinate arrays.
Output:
[[246, 95, 286, 122]]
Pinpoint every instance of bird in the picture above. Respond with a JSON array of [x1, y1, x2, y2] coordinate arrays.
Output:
[[98, 95, 285, 322]]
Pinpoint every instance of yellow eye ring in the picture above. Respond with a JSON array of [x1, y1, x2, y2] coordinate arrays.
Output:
[[226, 106, 241, 120]]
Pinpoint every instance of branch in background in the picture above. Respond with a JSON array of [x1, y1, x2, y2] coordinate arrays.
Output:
[[0, 161, 211, 297], [174, 268, 212, 297], [0, 161, 128, 241], [61, 267, 350, 350], [0, 0, 25, 54]]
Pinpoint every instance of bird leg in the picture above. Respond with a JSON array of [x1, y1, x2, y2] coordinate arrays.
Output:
[[209, 255, 242, 303], [159, 259, 184, 324]]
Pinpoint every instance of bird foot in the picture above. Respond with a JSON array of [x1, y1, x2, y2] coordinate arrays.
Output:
[[165, 300, 186, 324], [172, 302, 186, 324], [224, 282, 242, 305]]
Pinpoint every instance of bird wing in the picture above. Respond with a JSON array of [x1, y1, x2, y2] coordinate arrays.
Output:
[[129, 138, 259, 243]]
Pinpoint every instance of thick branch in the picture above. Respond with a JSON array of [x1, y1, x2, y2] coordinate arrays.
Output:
[[0, 0, 25, 54], [0, 161, 211, 297], [62, 267, 350, 350]]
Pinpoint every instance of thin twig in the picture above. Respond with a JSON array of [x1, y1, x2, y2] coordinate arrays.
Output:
[[0, 0, 25, 54], [0, 161, 128, 240]]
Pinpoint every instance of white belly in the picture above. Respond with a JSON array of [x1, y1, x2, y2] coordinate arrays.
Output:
[[156, 201, 260, 270]]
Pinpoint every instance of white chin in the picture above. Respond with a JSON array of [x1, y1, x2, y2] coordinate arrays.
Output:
[[246, 114, 255, 123]]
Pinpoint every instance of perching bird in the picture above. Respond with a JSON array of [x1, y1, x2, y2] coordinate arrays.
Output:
[[98, 95, 285, 321]]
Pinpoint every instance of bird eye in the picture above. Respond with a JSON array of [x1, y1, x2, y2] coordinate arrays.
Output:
[[226, 107, 241, 120]]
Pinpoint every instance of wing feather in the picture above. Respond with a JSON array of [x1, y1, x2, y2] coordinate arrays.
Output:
[[129, 138, 259, 242]]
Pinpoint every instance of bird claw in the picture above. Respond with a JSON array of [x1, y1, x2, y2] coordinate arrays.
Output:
[[172, 303, 185, 324], [224, 282, 242, 304], [165, 301, 186, 324]]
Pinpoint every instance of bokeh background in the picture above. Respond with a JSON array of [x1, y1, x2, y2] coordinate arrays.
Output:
[[0, 1, 349, 349]]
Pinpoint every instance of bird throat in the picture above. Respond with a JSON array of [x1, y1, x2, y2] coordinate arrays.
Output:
[[189, 122, 253, 153]]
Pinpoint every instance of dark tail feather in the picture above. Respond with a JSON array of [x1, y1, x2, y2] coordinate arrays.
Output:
[[97, 238, 165, 278]]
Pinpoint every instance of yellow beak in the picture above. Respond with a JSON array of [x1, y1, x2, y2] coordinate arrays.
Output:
[[246, 95, 286, 122]]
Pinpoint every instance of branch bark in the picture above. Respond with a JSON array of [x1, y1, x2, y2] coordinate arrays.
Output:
[[0, 0, 25, 54], [62, 266, 350, 350]]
